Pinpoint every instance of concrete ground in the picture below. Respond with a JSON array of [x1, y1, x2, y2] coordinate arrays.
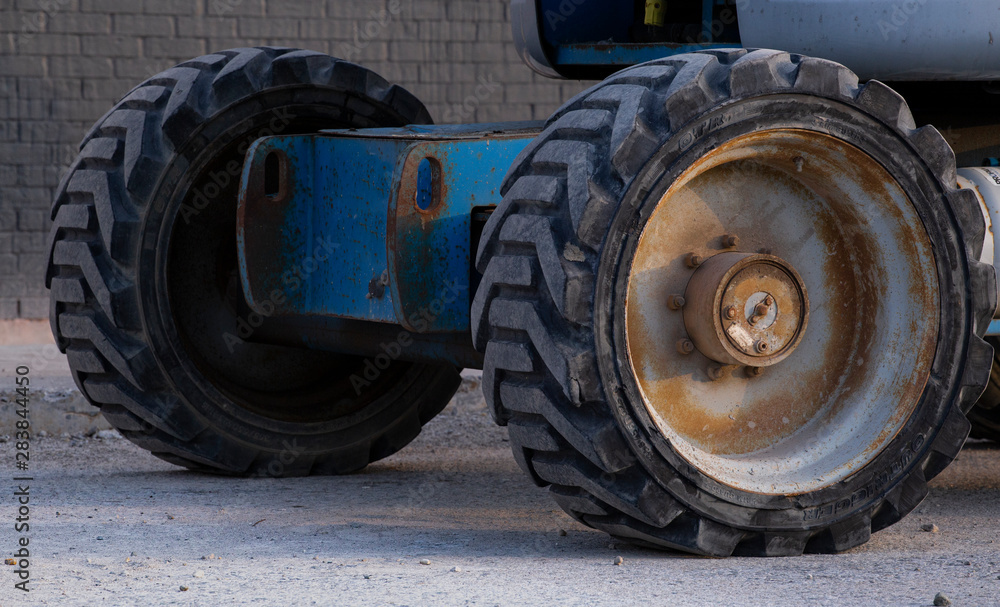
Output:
[[1, 335, 999, 606]]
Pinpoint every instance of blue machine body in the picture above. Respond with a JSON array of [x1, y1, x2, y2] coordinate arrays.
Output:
[[553, 42, 741, 67], [237, 123, 540, 338], [515, 0, 739, 78], [234, 0, 1000, 361], [517, 0, 1000, 81]]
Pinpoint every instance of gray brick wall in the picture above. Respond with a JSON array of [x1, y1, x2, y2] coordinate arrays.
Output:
[[0, 0, 592, 319]]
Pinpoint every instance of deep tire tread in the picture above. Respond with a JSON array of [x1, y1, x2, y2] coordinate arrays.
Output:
[[47, 47, 456, 477], [473, 50, 994, 556]]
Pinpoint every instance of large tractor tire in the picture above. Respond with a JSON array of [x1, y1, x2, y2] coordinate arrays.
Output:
[[472, 50, 996, 556], [46, 47, 460, 477]]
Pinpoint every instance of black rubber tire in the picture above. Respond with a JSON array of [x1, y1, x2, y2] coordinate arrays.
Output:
[[46, 47, 460, 477], [969, 339, 1000, 441], [472, 50, 996, 556]]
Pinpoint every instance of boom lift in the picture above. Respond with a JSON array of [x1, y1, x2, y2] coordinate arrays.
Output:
[[46, 1, 1000, 555]]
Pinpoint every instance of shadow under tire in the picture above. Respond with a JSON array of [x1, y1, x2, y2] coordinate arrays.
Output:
[[471, 50, 996, 556], [46, 47, 460, 477]]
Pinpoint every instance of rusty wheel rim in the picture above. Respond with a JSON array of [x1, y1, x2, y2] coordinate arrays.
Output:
[[624, 129, 939, 495]]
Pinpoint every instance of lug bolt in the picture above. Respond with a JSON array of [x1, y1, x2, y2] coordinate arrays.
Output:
[[685, 253, 703, 268], [707, 365, 725, 381], [667, 295, 686, 310], [754, 340, 769, 353], [722, 234, 740, 248], [749, 296, 774, 325], [724, 305, 737, 320], [746, 366, 764, 378], [677, 339, 695, 355]]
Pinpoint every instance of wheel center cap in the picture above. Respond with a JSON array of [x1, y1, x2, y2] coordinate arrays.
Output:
[[682, 252, 808, 367]]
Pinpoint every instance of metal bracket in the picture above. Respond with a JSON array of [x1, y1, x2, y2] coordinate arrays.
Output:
[[236, 122, 540, 336]]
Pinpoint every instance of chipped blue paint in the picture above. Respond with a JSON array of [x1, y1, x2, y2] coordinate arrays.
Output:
[[237, 122, 540, 334]]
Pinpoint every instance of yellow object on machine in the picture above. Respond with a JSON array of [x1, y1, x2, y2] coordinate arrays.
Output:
[[645, 1, 667, 27]]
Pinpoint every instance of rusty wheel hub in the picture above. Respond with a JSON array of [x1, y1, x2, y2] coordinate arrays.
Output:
[[682, 252, 808, 367], [623, 128, 939, 494]]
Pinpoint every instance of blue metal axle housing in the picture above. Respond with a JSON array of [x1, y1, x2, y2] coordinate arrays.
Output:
[[235, 122, 542, 366]]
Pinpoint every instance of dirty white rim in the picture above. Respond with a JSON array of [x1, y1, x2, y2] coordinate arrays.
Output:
[[624, 129, 939, 495]]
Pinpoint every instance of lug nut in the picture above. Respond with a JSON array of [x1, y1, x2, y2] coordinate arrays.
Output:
[[746, 366, 764, 378], [707, 365, 725, 381], [676, 339, 695, 355], [722, 234, 740, 248], [724, 306, 737, 320], [754, 341, 769, 353], [667, 294, 686, 310], [685, 253, 703, 268]]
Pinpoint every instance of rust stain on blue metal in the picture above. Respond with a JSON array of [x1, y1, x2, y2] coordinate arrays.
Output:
[[239, 135, 407, 323], [388, 136, 531, 333], [237, 123, 539, 333]]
